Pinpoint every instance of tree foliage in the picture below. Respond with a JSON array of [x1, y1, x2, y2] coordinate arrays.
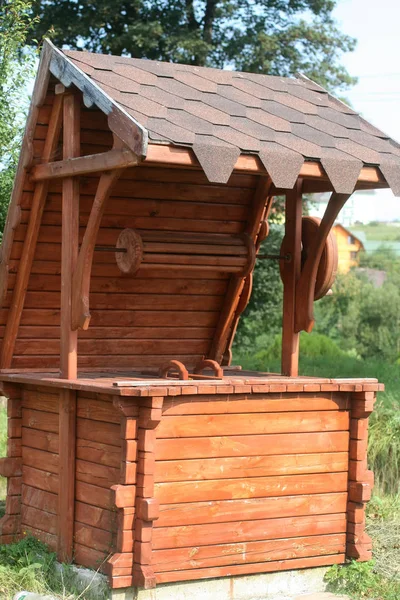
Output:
[[29, 0, 356, 91], [0, 0, 38, 238]]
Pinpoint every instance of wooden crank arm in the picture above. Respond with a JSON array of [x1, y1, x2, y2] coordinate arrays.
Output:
[[294, 192, 350, 333], [71, 167, 123, 330]]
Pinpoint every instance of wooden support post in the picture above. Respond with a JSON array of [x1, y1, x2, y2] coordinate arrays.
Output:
[[0, 95, 63, 369], [58, 91, 80, 563], [60, 92, 80, 378], [347, 391, 375, 561], [281, 180, 303, 377], [208, 176, 272, 364]]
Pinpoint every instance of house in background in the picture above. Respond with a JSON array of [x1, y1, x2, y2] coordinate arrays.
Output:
[[332, 224, 365, 273]]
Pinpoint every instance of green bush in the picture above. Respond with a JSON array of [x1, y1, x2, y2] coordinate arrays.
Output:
[[325, 560, 400, 599]]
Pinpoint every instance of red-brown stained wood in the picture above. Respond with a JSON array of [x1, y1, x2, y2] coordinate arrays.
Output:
[[154, 472, 348, 504], [155, 431, 349, 460], [21, 505, 57, 536], [155, 494, 347, 530], [153, 533, 346, 572], [155, 452, 348, 483], [22, 486, 57, 514], [156, 411, 349, 438]]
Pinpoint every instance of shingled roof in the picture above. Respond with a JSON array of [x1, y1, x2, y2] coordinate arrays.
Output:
[[51, 43, 400, 194]]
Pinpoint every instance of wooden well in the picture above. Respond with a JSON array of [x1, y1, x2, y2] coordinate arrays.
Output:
[[0, 39, 393, 591]]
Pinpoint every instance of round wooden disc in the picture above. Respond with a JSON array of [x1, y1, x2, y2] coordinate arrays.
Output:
[[280, 216, 338, 300], [116, 228, 143, 275]]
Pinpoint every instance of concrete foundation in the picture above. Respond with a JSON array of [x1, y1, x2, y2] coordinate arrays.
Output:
[[109, 566, 334, 600]]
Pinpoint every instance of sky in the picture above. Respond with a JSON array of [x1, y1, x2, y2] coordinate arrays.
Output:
[[329, 0, 400, 223]]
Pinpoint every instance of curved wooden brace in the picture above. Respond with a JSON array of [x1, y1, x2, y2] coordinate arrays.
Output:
[[71, 167, 123, 330], [159, 360, 189, 380], [294, 192, 350, 333], [194, 359, 223, 378]]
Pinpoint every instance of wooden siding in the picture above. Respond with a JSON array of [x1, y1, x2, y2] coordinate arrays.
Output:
[[8, 99, 258, 369], [152, 392, 349, 584]]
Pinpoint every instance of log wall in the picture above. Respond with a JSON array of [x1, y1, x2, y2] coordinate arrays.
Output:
[[7, 97, 258, 369], [0, 383, 377, 589]]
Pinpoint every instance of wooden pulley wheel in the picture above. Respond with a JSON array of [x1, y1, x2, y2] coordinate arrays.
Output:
[[280, 216, 338, 300], [116, 228, 143, 274]]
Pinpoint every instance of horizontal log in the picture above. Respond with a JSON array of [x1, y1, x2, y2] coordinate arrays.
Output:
[[75, 501, 116, 532], [21, 504, 57, 536], [22, 408, 58, 433], [74, 543, 109, 572], [77, 418, 122, 447], [154, 452, 348, 483], [77, 438, 122, 469], [162, 393, 349, 415], [157, 411, 349, 439], [22, 465, 58, 494], [22, 446, 58, 474], [20, 526, 57, 551], [15, 339, 209, 356], [154, 472, 348, 504], [22, 428, 59, 453], [22, 389, 59, 413], [74, 522, 114, 553], [31, 147, 138, 181], [77, 397, 121, 423], [155, 431, 350, 460], [1, 308, 219, 328], [21, 486, 57, 514], [153, 533, 346, 572], [76, 459, 121, 489], [0, 457, 22, 478], [156, 554, 345, 583], [76, 481, 115, 511], [12, 354, 204, 369], [7, 438, 22, 458]]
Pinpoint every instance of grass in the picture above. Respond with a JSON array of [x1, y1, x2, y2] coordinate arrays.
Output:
[[351, 222, 400, 242]]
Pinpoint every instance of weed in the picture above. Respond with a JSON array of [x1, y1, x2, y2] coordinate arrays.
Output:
[[325, 560, 400, 599]]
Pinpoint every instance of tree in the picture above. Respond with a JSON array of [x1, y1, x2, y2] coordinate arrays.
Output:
[[0, 0, 38, 238], [29, 0, 356, 91]]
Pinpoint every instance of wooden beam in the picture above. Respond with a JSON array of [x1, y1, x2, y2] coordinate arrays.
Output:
[[58, 91, 80, 564], [281, 180, 303, 377], [144, 144, 387, 186], [71, 168, 123, 330], [208, 176, 273, 364], [60, 92, 80, 378], [0, 94, 64, 369], [295, 192, 350, 334], [31, 147, 138, 182]]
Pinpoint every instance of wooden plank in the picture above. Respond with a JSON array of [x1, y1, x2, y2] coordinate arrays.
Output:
[[76, 438, 122, 468], [15, 339, 210, 356], [154, 472, 348, 504], [77, 418, 123, 446], [162, 393, 349, 415], [154, 452, 348, 483], [77, 396, 121, 423], [22, 408, 58, 433], [156, 411, 349, 439], [74, 522, 114, 553], [154, 493, 347, 541], [155, 431, 350, 460], [21, 504, 57, 535], [155, 554, 345, 583], [0, 93, 63, 368], [153, 533, 346, 572], [60, 92, 80, 378], [12, 354, 204, 369], [75, 481, 115, 510], [22, 389, 59, 413], [21, 485, 57, 514], [22, 446, 58, 474], [74, 543, 109, 571], [76, 459, 121, 488], [281, 180, 302, 376], [22, 526, 57, 551], [75, 501, 116, 531], [32, 147, 138, 181], [22, 465, 58, 493], [21, 428, 58, 453]]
